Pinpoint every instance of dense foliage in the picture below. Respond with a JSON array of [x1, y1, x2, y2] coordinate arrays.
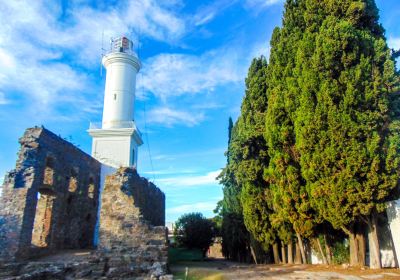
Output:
[[174, 213, 215, 256], [218, 0, 400, 268], [216, 118, 253, 262]]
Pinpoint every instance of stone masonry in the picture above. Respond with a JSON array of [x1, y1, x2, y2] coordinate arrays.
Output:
[[98, 168, 168, 278], [0, 127, 170, 279], [0, 127, 101, 260]]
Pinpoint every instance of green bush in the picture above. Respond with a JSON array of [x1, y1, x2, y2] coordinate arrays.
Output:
[[332, 240, 350, 265], [174, 213, 214, 256], [168, 247, 204, 264]]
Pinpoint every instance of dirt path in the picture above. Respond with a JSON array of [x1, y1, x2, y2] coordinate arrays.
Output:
[[170, 259, 400, 280]]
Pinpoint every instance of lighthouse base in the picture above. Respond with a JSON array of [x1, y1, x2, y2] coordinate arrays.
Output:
[[88, 126, 143, 168]]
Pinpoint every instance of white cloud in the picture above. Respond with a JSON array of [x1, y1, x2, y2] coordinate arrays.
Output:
[[167, 201, 218, 214], [142, 169, 196, 175], [146, 107, 204, 127], [388, 37, 400, 50], [150, 148, 225, 162], [140, 47, 245, 101], [191, 0, 282, 27], [250, 42, 271, 60], [0, 0, 185, 120], [0, 92, 9, 105], [244, 0, 284, 9], [157, 170, 220, 187], [192, 0, 235, 27]]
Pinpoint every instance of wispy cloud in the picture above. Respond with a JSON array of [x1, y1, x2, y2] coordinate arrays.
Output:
[[140, 46, 250, 101], [0, 0, 185, 121], [151, 148, 225, 162], [0, 93, 9, 105], [388, 37, 400, 50], [0, 0, 274, 128], [191, 0, 283, 27], [146, 107, 204, 127], [244, 0, 284, 9], [192, 0, 236, 26], [167, 201, 218, 214], [142, 169, 196, 175], [157, 170, 220, 188]]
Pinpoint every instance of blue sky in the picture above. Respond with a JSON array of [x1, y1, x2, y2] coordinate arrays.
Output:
[[0, 0, 399, 223]]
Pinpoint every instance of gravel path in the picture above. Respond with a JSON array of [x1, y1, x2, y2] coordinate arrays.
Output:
[[171, 259, 400, 280]]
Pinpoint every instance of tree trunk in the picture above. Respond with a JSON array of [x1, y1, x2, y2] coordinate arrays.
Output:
[[343, 226, 361, 267], [323, 234, 332, 265], [296, 232, 307, 264], [295, 242, 302, 264], [356, 230, 366, 267], [250, 245, 258, 265], [368, 212, 382, 269], [281, 241, 287, 264], [272, 243, 280, 264], [349, 232, 359, 266], [288, 241, 294, 264], [316, 237, 327, 264]]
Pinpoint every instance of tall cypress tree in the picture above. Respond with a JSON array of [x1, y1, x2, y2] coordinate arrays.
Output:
[[234, 57, 277, 263], [293, 0, 400, 268], [219, 57, 273, 263], [218, 120, 251, 262], [264, 0, 315, 263]]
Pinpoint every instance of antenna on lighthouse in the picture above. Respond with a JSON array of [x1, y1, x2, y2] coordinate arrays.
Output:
[[137, 25, 142, 60], [100, 30, 105, 77]]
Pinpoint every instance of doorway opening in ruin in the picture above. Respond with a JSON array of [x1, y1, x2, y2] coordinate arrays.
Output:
[[31, 188, 56, 248], [43, 156, 55, 186], [68, 167, 78, 192]]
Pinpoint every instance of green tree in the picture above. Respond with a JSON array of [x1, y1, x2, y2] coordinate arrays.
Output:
[[264, 0, 315, 264], [232, 57, 281, 263], [217, 120, 252, 262], [292, 0, 400, 268], [174, 212, 215, 256]]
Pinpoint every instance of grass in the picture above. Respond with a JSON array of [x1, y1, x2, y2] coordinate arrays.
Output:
[[170, 260, 226, 280], [172, 269, 224, 280]]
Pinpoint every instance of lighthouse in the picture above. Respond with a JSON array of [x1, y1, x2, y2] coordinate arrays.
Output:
[[88, 36, 143, 168]]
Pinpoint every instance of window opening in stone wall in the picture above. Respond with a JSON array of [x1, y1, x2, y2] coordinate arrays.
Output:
[[88, 177, 95, 199], [68, 168, 78, 192], [67, 195, 73, 205], [31, 189, 56, 248], [43, 156, 55, 186], [66, 194, 74, 217]]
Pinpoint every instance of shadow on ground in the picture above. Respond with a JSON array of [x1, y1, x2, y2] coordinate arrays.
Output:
[[170, 258, 400, 280]]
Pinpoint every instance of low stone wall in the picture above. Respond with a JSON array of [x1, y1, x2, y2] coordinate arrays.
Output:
[[98, 168, 168, 277], [0, 127, 101, 260]]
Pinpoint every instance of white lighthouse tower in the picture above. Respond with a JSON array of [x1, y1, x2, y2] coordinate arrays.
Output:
[[88, 36, 143, 168]]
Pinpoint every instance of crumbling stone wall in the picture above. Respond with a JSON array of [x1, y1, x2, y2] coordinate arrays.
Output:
[[0, 127, 101, 260], [99, 168, 168, 277]]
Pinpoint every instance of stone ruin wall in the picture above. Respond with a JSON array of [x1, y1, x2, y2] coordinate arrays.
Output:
[[98, 168, 168, 278], [0, 127, 101, 260], [0, 127, 169, 278]]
